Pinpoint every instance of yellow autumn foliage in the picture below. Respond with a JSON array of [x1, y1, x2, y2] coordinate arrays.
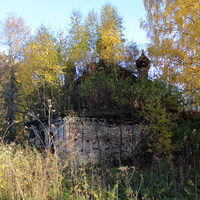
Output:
[[98, 3, 124, 66], [98, 29, 123, 65], [141, 0, 200, 109], [16, 26, 63, 94]]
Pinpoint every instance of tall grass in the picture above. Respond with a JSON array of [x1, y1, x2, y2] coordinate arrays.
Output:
[[0, 139, 62, 200], [0, 136, 198, 200], [0, 138, 142, 200]]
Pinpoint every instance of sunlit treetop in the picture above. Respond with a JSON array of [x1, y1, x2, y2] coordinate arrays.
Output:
[[141, 0, 200, 109]]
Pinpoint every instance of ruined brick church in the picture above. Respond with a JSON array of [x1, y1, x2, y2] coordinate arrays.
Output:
[[27, 51, 150, 163]]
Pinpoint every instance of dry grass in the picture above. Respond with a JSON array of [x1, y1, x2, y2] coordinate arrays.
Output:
[[0, 137, 141, 200], [1, 135, 195, 200], [0, 139, 62, 200]]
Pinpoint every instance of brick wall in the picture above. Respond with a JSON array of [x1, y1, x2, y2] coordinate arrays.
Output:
[[28, 117, 147, 163]]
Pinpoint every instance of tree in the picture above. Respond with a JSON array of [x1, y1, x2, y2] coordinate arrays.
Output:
[[123, 40, 139, 74], [84, 9, 99, 65], [66, 4, 126, 75], [0, 13, 30, 138], [17, 25, 63, 116], [134, 78, 182, 154], [141, 0, 200, 110], [67, 10, 89, 75], [97, 3, 124, 69], [0, 53, 10, 134]]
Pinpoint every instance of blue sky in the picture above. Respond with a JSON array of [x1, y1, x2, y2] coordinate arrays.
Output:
[[0, 0, 148, 48]]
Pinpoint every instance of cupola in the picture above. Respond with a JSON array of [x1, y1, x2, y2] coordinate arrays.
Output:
[[136, 50, 150, 78]]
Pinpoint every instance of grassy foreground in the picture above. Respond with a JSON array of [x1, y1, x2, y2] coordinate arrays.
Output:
[[0, 139, 198, 200]]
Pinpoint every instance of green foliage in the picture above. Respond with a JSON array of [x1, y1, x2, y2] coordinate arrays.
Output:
[[81, 67, 184, 156], [81, 65, 134, 113], [133, 78, 183, 154], [173, 113, 200, 153]]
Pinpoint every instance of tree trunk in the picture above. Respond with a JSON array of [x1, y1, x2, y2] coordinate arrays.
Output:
[[7, 67, 15, 139]]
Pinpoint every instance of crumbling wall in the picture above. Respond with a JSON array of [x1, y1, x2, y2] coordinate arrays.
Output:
[[27, 117, 147, 163]]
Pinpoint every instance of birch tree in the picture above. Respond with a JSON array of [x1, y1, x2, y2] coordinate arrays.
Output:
[[67, 10, 89, 75], [141, 0, 200, 109], [97, 3, 124, 69], [0, 13, 30, 137], [17, 26, 63, 116]]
